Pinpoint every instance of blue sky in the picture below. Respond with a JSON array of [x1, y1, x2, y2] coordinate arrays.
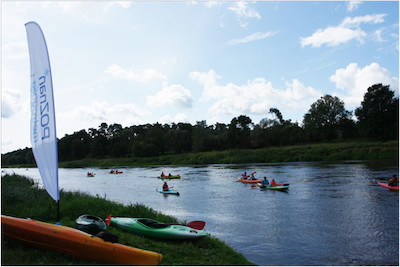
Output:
[[2, 1, 399, 153]]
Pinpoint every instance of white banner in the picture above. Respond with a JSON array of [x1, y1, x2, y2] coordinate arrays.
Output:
[[26, 21, 59, 201]]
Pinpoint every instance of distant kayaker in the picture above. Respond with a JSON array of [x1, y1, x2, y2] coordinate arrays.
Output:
[[163, 181, 169, 191], [270, 179, 276, 187], [250, 172, 256, 180], [161, 172, 165, 177], [389, 174, 398, 186]]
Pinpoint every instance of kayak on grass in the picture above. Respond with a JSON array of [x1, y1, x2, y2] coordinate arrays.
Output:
[[109, 217, 210, 240], [1, 215, 162, 265], [377, 182, 399, 191], [237, 177, 262, 184], [157, 188, 180, 196], [257, 183, 289, 191], [75, 214, 107, 235]]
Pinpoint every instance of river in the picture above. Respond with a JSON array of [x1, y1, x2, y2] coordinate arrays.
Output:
[[3, 160, 399, 266]]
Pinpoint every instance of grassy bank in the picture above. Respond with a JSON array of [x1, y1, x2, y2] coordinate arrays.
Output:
[[56, 140, 399, 168], [1, 174, 254, 265]]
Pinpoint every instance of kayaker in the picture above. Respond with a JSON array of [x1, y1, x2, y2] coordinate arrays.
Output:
[[261, 177, 269, 186], [242, 172, 248, 179], [270, 179, 276, 187], [163, 181, 169, 191], [250, 172, 256, 180], [389, 174, 398, 186]]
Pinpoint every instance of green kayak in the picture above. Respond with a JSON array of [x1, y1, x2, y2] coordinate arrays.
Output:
[[110, 217, 210, 240], [257, 183, 289, 191]]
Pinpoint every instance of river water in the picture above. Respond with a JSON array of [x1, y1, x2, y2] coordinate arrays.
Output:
[[3, 160, 399, 266]]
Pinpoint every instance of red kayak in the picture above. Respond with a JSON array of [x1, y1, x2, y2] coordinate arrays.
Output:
[[377, 182, 399, 191]]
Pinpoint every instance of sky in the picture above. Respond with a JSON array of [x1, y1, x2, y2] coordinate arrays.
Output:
[[2, 1, 399, 153]]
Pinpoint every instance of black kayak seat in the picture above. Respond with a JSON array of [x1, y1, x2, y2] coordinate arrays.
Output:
[[138, 219, 170, 229]]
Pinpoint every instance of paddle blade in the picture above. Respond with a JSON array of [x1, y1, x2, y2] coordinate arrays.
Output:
[[187, 220, 206, 230], [105, 214, 112, 226]]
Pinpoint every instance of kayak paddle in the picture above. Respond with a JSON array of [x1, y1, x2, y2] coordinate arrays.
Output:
[[186, 221, 206, 230], [105, 214, 112, 226]]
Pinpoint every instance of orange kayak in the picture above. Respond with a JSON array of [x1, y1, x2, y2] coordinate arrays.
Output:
[[237, 177, 262, 184], [1, 215, 162, 265]]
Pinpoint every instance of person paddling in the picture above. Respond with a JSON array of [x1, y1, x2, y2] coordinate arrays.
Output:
[[389, 174, 398, 186], [270, 179, 276, 187], [163, 181, 169, 191], [261, 177, 269, 188]]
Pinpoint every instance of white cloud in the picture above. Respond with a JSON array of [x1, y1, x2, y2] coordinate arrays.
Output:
[[158, 113, 190, 124], [1, 89, 24, 118], [60, 101, 148, 132], [300, 26, 366, 47], [146, 82, 193, 108], [103, 2, 131, 10], [105, 64, 166, 83], [228, 2, 261, 27], [204, 1, 221, 8], [341, 14, 386, 27], [372, 28, 385, 42], [301, 14, 386, 47], [190, 70, 321, 117], [189, 69, 221, 100], [347, 1, 362, 11], [330, 62, 399, 109], [227, 31, 278, 46]]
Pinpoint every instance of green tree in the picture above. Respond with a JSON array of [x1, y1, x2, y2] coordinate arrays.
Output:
[[228, 115, 253, 148], [254, 108, 305, 147], [303, 95, 352, 141], [192, 121, 213, 152], [355, 83, 399, 140]]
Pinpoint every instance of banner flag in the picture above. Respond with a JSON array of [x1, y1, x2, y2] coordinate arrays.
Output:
[[25, 21, 59, 201]]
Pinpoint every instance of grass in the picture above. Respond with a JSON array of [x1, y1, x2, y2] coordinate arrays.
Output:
[[55, 140, 399, 168], [1, 174, 254, 265], [3, 140, 398, 168]]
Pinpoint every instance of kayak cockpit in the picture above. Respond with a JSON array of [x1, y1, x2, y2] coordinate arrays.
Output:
[[138, 219, 170, 229]]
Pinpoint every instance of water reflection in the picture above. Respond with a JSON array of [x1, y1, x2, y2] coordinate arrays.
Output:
[[3, 160, 398, 266]]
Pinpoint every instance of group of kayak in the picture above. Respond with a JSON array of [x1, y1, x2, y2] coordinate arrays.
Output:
[[109, 169, 123, 174], [157, 172, 181, 196], [75, 214, 209, 241], [2, 211, 210, 265], [86, 169, 123, 176], [238, 171, 290, 191]]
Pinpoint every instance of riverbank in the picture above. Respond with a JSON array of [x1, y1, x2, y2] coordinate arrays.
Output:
[[57, 140, 398, 168], [1, 174, 254, 265]]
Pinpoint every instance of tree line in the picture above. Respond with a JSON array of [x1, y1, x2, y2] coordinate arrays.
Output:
[[2, 83, 398, 166]]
